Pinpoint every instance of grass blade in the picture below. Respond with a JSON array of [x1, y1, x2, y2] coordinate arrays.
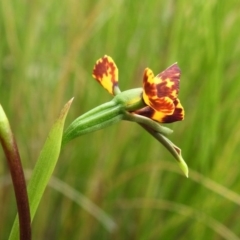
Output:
[[8, 98, 73, 240]]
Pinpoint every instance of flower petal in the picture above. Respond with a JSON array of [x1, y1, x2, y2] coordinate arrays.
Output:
[[142, 63, 181, 112], [134, 106, 166, 123], [161, 98, 184, 123], [92, 55, 119, 95], [135, 98, 184, 123], [155, 63, 181, 100]]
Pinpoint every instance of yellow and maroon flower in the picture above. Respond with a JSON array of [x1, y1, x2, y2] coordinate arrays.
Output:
[[135, 64, 184, 123], [92, 55, 184, 124]]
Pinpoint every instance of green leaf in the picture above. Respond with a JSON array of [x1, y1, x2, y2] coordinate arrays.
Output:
[[62, 101, 123, 146], [9, 98, 73, 240]]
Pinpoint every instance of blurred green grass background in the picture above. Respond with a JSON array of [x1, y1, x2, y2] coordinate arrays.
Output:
[[1, 0, 240, 239]]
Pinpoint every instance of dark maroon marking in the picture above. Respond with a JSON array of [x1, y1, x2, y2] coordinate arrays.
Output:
[[144, 81, 157, 98], [134, 106, 155, 119], [155, 64, 181, 99], [157, 64, 181, 81], [149, 98, 174, 114], [93, 57, 117, 84], [162, 99, 184, 123], [156, 80, 179, 99], [173, 146, 181, 155]]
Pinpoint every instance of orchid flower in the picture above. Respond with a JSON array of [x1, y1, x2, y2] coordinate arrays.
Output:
[[62, 55, 188, 177]]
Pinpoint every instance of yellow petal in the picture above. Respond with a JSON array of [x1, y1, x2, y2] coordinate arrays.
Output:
[[142, 67, 175, 114], [143, 63, 181, 108], [159, 98, 184, 123], [92, 55, 118, 95], [154, 63, 181, 100]]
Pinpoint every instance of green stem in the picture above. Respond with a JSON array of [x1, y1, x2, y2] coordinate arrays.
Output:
[[123, 112, 173, 136], [0, 105, 31, 240], [114, 88, 144, 111], [139, 123, 188, 177]]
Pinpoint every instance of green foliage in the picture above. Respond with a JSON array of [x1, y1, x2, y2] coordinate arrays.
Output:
[[8, 99, 72, 239], [1, 0, 240, 239]]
